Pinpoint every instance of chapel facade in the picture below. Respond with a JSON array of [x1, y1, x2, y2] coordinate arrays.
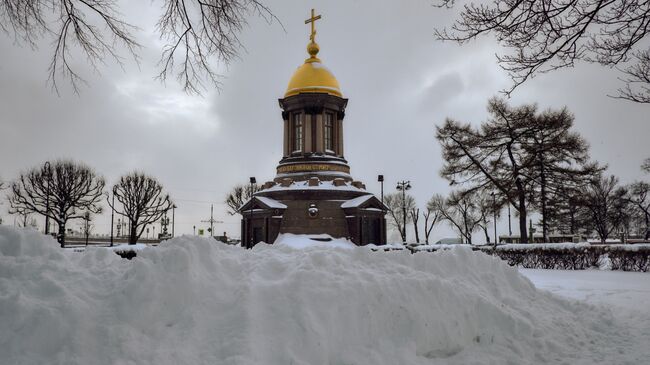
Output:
[[240, 9, 387, 248]]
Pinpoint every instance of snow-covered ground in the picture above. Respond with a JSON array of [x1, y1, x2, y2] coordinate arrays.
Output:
[[1, 226, 649, 364], [521, 269, 650, 313]]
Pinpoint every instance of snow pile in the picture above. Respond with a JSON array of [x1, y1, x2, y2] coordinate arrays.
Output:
[[272, 233, 356, 249], [0, 226, 647, 364]]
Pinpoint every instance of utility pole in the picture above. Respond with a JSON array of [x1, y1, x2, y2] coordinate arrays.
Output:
[[396, 180, 411, 244], [201, 204, 223, 239]]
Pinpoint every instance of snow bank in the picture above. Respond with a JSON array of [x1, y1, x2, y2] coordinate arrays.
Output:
[[272, 233, 356, 249], [0, 226, 647, 364]]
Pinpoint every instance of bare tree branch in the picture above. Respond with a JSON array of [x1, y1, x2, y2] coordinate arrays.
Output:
[[0, 0, 278, 94], [435, 0, 650, 102], [8, 160, 105, 245], [110, 172, 173, 244]]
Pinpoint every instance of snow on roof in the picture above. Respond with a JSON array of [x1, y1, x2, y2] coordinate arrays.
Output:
[[340, 194, 373, 208], [254, 196, 287, 209], [261, 179, 365, 192]]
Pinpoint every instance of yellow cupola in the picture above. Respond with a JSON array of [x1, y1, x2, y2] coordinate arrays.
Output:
[[284, 9, 342, 98]]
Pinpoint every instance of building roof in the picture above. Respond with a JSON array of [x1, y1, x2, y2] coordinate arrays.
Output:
[[238, 196, 287, 213], [284, 22, 342, 98], [254, 196, 287, 209], [340, 195, 373, 208]]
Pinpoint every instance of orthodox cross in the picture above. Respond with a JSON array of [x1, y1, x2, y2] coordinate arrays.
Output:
[[305, 8, 321, 42]]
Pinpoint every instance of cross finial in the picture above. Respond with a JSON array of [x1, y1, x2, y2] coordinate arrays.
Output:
[[305, 8, 321, 43]]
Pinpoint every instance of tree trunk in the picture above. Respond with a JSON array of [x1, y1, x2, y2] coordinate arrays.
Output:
[[129, 223, 138, 245], [569, 205, 576, 235], [412, 210, 420, 243], [539, 157, 548, 242], [424, 216, 430, 244], [57, 221, 66, 248], [516, 179, 529, 243], [483, 226, 490, 244], [645, 212, 649, 240]]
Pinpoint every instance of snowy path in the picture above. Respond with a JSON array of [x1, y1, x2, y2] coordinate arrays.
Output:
[[521, 268, 650, 362], [520, 269, 650, 313]]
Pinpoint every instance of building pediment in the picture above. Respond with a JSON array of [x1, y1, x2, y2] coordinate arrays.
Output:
[[239, 196, 287, 213], [341, 195, 387, 213]]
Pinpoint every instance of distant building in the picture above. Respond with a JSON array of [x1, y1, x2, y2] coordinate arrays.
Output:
[[240, 9, 387, 248]]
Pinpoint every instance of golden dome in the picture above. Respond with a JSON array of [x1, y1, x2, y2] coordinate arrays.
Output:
[[284, 41, 342, 98]]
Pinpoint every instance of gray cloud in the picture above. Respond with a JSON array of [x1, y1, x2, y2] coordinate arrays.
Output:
[[1, 0, 648, 241]]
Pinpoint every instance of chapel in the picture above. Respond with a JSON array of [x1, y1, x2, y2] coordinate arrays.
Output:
[[239, 9, 387, 248]]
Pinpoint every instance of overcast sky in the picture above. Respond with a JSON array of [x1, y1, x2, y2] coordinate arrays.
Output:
[[1, 0, 648, 242]]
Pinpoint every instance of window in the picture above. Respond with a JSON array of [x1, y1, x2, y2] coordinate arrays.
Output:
[[292, 113, 302, 152], [324, 113, 334, 152]]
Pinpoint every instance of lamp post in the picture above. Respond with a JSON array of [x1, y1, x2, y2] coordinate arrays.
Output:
[[44, 161, 51, 235], [396, 180, 411, 244], [249, 177, 256, 249], [377, 175, 384, 204], [110, 186, 116, 247], [491, 192, 497, 249], [172, 204, 177, 237]]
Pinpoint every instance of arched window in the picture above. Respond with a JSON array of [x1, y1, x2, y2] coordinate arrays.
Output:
[[324, 113, 334, 153], [292, 113, 302, 152]]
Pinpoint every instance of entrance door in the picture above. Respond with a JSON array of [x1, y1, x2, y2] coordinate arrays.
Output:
[[365, 218, 381, 245], [253, 227, 264, 245]]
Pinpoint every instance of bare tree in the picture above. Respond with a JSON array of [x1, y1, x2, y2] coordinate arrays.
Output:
[[628, 182, 650, 239], [424, 195, 443, 244], [430, 190, 482, 244], [0, 0, 277, 94], [545, 184, 592, 236], [12, 211, 37, 229], [584, 175, 629, 243], [435, 0, 650, 103], [437, 98, 537, 242], [225, 183, 260, 215], [384, 192, 416, 243], [9, 161, 105, 246], [409, 207, 421, 243], [474, 190, 504, 244], [642, 158, 650, 174], [110, 172, 173, 244], [79, 211, 94, 246]]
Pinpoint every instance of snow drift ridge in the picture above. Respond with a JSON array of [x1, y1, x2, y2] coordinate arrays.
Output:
[[0, 226, 644, 364]]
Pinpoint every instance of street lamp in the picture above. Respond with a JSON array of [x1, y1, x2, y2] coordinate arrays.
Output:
[[396, 180, 411, 244], [377, 175, 384, 204], [110, 186, 116, 247], [249, 176, 256, 249], [44, 161, 51, 235], [172, 204, 177, 237]]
